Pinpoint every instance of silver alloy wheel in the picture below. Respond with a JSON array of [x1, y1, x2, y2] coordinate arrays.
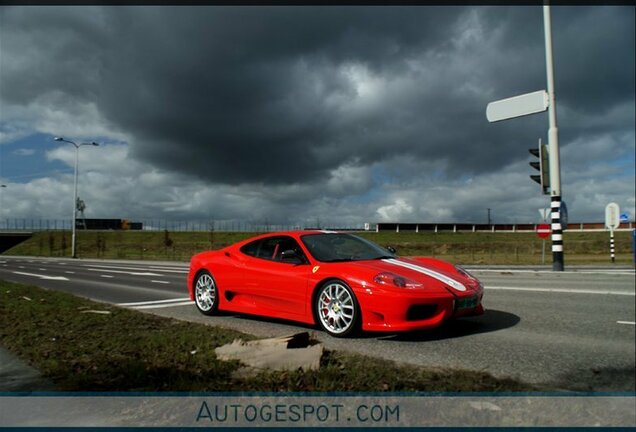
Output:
[[195, 272, 216, 312], [317, 282, 356, 335]]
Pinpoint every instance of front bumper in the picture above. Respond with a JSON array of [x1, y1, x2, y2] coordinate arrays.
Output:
[[357, 285, 484, 332]]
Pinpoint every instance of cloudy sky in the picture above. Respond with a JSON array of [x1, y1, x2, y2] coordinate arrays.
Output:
[[0, 5, 634, 228]]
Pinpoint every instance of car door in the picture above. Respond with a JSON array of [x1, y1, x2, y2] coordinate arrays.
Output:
[[239, 235, 311, 319]]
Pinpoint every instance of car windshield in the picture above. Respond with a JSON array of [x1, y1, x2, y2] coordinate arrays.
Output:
[[300, 233, 396, 263]]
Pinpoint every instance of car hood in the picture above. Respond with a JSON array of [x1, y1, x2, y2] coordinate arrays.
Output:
[[331, 257, 480, 294]]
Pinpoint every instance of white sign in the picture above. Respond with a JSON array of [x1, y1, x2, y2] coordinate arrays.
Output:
[[605, 202, 620, 230], [538, 208, 550, 222], [486, 90, 549, 123]]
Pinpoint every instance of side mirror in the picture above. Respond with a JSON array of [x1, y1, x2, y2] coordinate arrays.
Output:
[[386, 246, 397, 254], [280, 249, 305, 264]]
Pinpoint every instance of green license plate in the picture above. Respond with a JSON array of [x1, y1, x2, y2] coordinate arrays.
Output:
[[457, 296, 478, 309]]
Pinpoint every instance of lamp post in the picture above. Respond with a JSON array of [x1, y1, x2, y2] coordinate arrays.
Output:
[[0, 184, 5, 230], [54, 137, 99, 258]]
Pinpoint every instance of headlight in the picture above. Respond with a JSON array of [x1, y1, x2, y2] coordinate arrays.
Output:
[[373, 272, 423, 289]]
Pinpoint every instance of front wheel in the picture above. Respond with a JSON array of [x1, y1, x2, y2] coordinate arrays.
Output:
[[194, 270, 218, 316], [315, 280, 360, 337]]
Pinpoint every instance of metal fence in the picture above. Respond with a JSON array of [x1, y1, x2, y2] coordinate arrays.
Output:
[[1, 218, 633, 233], [0, 218, 367, 233]]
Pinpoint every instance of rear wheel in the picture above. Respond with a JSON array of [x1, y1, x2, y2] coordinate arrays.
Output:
[[194, 270, 218, 316], [315, 280, 359, 337]]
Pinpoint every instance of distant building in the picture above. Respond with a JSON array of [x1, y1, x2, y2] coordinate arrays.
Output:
[[75, 218, 143, 230]]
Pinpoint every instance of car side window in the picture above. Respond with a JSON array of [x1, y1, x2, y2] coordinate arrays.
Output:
[[239, 236, 307, 264], [239, 239, 260, 257]]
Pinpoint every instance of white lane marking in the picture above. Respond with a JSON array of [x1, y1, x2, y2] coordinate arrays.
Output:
[[38, 268, 46, 271], [151, 280, 170, 284], [117, 297, 191, 306], [83, 264, 187, 274], [87, 268, 162, 276], [148, 265, 190, 270], [148, 268, 189, 274], [12, 271, 69, 281], [469, 269, 635, 276], [100, 275, 114, 278], [58, 263, 67, 265], [18, 266, 25, 269], [384, 258, 466, 292], [65, 271, 75, 274], [131, 301, 194, 310], [487, 286, 635, 296], [617, 321, 635, 325]]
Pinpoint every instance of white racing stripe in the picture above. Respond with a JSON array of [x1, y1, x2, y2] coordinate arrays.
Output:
[[487, 286, 635, 296], [383, 258, 466, 292]]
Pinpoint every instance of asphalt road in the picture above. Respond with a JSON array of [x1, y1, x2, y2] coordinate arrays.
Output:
[[1, 256, 634, 391]]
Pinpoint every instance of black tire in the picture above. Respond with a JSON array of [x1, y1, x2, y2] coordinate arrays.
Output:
[[314, 280, 360, 338], [193, 270, 219, 316]]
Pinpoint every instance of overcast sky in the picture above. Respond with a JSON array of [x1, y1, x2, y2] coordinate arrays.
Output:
[[0, 5, 634, 228]]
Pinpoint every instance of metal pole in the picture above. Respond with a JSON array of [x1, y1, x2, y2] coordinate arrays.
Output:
[[544, 5, 564, 271], [610, 229, 615, 263], [72, 144, 79, 258], [542, 239, 546, 265]]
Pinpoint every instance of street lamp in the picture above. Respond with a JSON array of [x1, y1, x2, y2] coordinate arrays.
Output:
[[54, 137, 99, 258]]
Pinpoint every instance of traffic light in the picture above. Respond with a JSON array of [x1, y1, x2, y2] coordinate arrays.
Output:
[[529, 139, 550, 195]]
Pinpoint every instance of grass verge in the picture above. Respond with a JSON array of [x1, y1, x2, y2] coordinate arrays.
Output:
[[5, 230, 634, 265], [0, 279, 536, 392]]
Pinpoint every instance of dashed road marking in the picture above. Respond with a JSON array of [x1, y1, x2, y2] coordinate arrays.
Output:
[[132, 301, 194, 309], [487, 286, 634, 296], [84, 264, 187, 274], [12, 271, 69, 281], [100, 275, 114, 278], [617, 321, 635, 326], [116, 297, 193, 309], [151, 280, 170, 284], [471, 269, 635, 276], [87, 268, 162, 276]]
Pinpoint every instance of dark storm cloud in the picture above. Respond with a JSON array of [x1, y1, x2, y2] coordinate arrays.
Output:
[[1, 5, 633, 186]]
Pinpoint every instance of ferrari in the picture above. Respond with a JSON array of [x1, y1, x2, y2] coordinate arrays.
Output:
[[187, 230, 484, 337]]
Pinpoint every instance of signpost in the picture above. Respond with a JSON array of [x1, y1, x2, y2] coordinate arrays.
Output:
[[536, 223, 551, 264], [605, 202, 620, 263], [485, 6, 564, 271], [486, 91, 549, 123]]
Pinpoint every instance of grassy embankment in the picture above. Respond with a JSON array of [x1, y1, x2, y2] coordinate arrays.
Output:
[[4, 229, 634, 265], [0, 279, 536, 392]]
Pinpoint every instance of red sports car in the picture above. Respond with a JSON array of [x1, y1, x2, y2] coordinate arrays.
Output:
[[187, 231, 484, 337]]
